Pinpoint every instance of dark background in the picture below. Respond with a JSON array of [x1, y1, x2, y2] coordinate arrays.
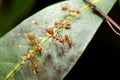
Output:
[[1, 0, 120, 80]]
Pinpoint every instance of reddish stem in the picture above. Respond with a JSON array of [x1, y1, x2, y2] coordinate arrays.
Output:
[[85, 0, 120, 30]]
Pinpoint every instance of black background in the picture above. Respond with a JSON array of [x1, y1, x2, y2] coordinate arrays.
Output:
[[14, 0, 120, 80]]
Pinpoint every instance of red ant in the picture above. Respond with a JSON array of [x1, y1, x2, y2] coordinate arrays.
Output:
[[76, 10, 80, 14], [46, 27, 54, 35], [69, 9, 80, 16], [61, 4, 80, 16], [46, 27, 65, 44], [65, 22, 71, 29], [54, 21, 71, 29], [33, 63, 40, 73], [69, 9, 80, 14], [26, 53, 40, 73], [37, 47, 42, 53], [53, 36, 64, 44], [27, 33, 42, 53], [27, 33, 35, 41], [26, 53, 35, 60], [61, 5, 69, 11], [54, 21, 64, 27], [65, 35, 73, 48]]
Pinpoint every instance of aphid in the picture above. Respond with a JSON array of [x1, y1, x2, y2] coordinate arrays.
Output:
[[27, 33, 35, 41], [31, 21, 39, 25], [53, 36, 64, 44], [46, 27, 54, 35], [65, 35, 73, 48]]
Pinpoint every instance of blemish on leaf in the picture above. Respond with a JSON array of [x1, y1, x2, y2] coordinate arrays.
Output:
[[17, 45, 22, 48], [31, 21, 39, 25]]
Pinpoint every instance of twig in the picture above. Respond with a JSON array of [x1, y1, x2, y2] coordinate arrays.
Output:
[[4, 63, 22, 80], [85, 0, 120, 31], [106, 20, 120, 35]]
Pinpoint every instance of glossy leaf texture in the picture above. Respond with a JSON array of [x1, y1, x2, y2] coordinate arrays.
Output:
[[0, 0, 117, 80]]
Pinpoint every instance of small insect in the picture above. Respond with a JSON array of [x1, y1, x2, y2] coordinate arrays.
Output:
[[61, 5, 68, 11], [54, 21, 64, 27], [76, 10, 80, 14], [46, 27, 54, 35], [33, 63, 40, 73], [53, 36, 65, 44], [69, 10, 76, 16], [65, 35, 73, 48], [27, 33, 35, 41], [37, 47, 42, 53], [27, 53, 35, 60], [65, 22, 71, 29], [46, 27, 64, 44], [69, 10, 76, 13], [68, 9, 81, 16], [31, 21, 39, 25], [34, 41, 39, 47]]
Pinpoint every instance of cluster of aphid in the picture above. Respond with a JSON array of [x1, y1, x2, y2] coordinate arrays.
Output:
[[23, 4, 81, 74]]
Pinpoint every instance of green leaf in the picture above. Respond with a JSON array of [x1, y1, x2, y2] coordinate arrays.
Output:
[[0, 0, 117, 80]]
